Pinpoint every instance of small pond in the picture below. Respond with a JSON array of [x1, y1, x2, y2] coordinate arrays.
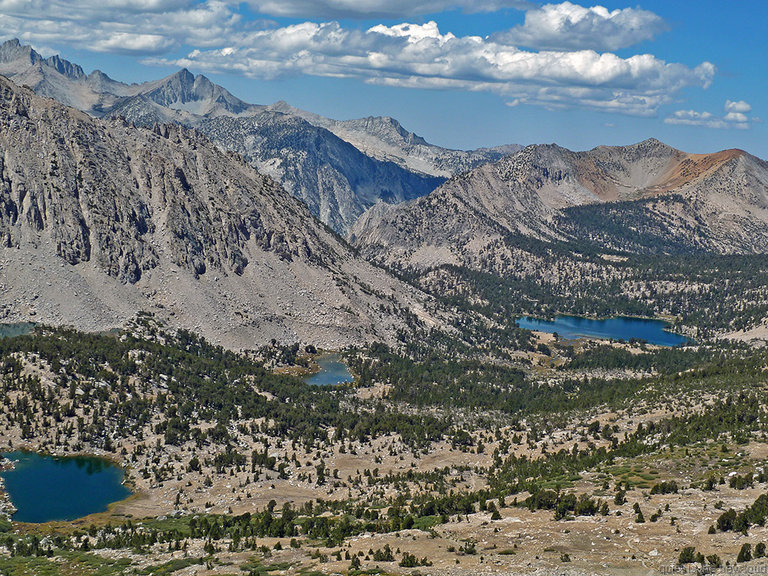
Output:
[[0, 323, 36, 339], [516, 315, 690, 347], [1, 451, 131, 523], [305, 354, 354, 386]]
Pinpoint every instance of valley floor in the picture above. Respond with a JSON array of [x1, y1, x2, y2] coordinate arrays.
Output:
[[0, 323, 766, 576]]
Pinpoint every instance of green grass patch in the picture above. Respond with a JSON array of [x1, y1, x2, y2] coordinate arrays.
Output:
[[138, 557, 204, 575], [0, 556, 61, 576], [140, 516, 193, 536], [539, 473, 579, 490], [239, 559, 292, 575], [413, 515, 442, 531]]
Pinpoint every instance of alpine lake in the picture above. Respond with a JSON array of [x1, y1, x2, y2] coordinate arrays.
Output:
[[304, 354, 354, 386], [0, 451, 131, 523], [0, 323, 36, 339], [516, 315, 690, 347]]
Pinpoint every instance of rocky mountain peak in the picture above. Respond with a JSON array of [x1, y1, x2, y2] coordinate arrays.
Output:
[[44, 54, 85, 81], [268, 100, 293, 113], [84, 69, 121, 93], [175, 67, 195, 84], [144, 68, 198, 105], [0, 38, 40, 65], [88, 69, 110, 81], [623, 137, 678, 157], [139, 68, 250, 115], [351, 115, 429, 147], [0, 39, 85, 81]]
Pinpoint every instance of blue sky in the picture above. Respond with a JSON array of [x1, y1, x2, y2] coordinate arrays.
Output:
[[1, 0, 765, 155]]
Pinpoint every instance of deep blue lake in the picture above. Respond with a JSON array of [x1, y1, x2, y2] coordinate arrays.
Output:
[[1, 451, 131, 523], [305, 354, 354, 386], [516, 315, 690, 347]]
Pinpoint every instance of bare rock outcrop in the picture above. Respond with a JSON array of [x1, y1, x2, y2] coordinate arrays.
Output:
[[0, 77, 443, 348]]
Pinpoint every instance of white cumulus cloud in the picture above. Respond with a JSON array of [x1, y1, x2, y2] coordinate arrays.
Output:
[[240, 0, 531, 19], [725, 99, 752, 113], [494, 1, 667, 51], [91, 33, 177, 55], [0, 0, 252, 55], [665, 100, 756, 130], [724, 111, 748, 123], [0, 0, 717, 116], [147, 20, 714, 116]]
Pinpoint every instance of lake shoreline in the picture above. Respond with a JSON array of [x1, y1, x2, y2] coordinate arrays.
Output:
[[0, 457, 17, 520], [516, 314, 692, 347], [272, 350, 351, 378]]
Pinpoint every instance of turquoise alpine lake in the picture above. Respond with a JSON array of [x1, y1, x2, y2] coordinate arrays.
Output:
[[0, 323, 36, 339], [305, 354, 354, 386], [0, 451, 131, 523], [516, 315, 690, 347]]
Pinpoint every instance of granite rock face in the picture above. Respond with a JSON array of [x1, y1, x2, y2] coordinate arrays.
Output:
[[0, 77, 442, 348], [198, 112, 445, 234]]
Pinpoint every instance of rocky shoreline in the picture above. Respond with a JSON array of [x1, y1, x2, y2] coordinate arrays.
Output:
[[0, 456, 17, 519]]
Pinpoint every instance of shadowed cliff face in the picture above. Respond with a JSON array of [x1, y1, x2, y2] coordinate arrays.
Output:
[[197, 112, 445, 234], [105, 79, 447, 235], [265, 101, 522, 178], [0, 77, 443, 349]]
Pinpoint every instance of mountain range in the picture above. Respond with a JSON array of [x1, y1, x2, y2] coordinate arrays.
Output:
[[3, 39, 768, 347], [0, 76, 442, 348], [0, 39, 514, 234], [352, 138, 768, 272], [264, 101, 521, 178]]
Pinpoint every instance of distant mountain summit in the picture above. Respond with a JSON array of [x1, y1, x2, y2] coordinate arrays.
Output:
[[0, 38, 85, 80], [0, 38, 124, 112], [0, 39, 517, 234], [267, 100, 521, 178], [137, 68, 250, 113], [0, 39, 249, 117]]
